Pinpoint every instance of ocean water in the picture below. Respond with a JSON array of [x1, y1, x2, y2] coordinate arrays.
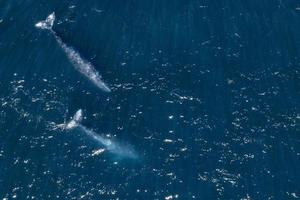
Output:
[[0, 0, 300, 199]]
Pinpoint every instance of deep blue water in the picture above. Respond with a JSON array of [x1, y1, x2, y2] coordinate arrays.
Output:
[[1, 0, 300, 199]]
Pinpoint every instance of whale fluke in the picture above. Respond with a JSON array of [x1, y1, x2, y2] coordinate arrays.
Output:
[[35, 12, 55, 30], [66, 109, 83, 129]]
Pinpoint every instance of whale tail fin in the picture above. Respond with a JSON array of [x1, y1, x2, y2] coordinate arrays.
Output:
[[66, 109, 83, 129], [35, 12, 55, 30]]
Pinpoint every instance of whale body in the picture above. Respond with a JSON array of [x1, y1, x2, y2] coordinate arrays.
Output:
[[65, 110, 138, 159], [35, 13, 111, 92]]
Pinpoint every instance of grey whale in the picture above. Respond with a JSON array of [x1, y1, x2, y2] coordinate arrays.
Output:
[[65, 110, 138, 159], [36, 13, 111, 92]]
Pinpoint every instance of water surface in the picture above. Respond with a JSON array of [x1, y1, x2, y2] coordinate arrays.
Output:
[[0, 0, 300, 199]]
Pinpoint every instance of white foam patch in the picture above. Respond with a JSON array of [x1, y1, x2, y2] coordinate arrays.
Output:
[[91, 148, 105, 156]]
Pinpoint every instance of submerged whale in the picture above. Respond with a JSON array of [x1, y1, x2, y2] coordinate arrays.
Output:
[[35, 13, 111, 92], [65, 109, 138, 159]]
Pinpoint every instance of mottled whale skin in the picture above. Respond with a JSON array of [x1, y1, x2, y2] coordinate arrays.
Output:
[[36, 13, 111, 92]]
